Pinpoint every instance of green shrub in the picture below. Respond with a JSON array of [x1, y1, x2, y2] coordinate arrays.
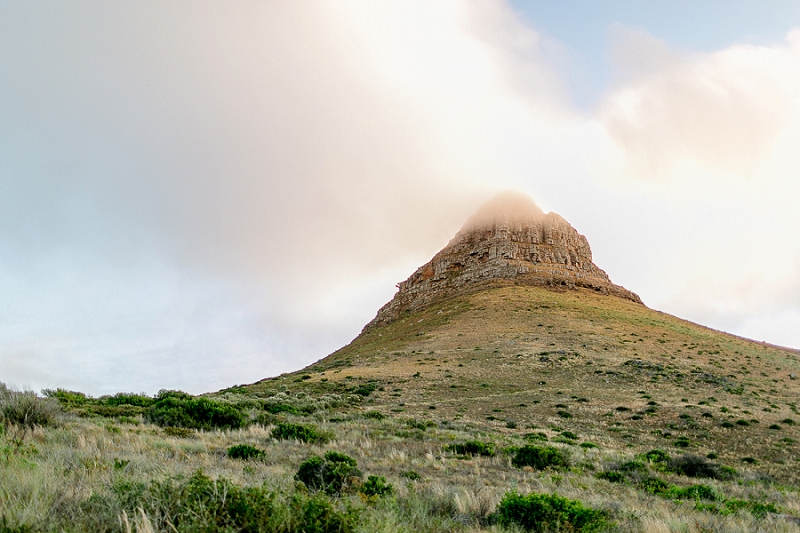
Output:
[[666, 484, 721, 501], [493, 491, 612, 532], [560, 431, 578, 440], [147, 390, 244, 430], [227, 444, 266, 460], [723, 499, 779, 518], [264, 403, 300, 415], [580, 442, 598, 449], [363, 410, 385, 420], [512, 445, 570, 470], [360, 475, 393, 498], [103, 393, 153, 407], [445, 440, 496, 457], [0, 517, 34, 533], [271, 422, 330, 444], [642, 450, 670, 464], [400, 471, 420, 481], [295, 451, 362, 495], [639, 477, 670, 494]]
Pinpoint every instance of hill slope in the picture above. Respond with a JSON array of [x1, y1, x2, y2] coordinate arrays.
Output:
[[245, 283, 800, 483]]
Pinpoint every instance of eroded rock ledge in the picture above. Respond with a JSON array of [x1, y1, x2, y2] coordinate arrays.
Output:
[[365, 192, 641, 329]]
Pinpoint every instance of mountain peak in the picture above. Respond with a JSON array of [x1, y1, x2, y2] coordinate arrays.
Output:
[[366, 192, 641, 329]]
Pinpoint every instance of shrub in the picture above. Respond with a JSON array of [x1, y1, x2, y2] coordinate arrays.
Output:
[[493, 491, 612, 532], [363, 410, 385, 420], [560, 431, 578, 440], [667, 455, 724, 479], [0, 383, 61, 441], [271, 422, 330, 444], [723, 499, 779, 518], [639, 477, 670, 494], [295, 451, 362, 495], [741, 457, 757, 464], [557, 410, 572, 419], [103, 393, 153, 407], [445, 440, 496, 457], [81, 470, 357, 533], [512, 445, 570, 470], [580, 442, 598, 449], [360, 475, 393, 498], [400, 471, 420, 481], [147, 390, 244, 430], [666, 484, 721, 501], [596, 471, 625, 483], [642, 450, 670, 464], [227, 444, 266, 460]]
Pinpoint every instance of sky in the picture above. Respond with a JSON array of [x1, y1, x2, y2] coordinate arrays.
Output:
[[1, 1, 800, 396]]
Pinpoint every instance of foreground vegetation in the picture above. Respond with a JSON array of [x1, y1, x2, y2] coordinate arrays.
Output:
[[1, 381, 799, 532]]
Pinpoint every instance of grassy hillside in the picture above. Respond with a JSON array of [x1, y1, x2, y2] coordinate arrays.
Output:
[[2, 285, 800, 532]]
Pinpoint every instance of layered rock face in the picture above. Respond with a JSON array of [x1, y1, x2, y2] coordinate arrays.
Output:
[[366, 192, 641, 329]]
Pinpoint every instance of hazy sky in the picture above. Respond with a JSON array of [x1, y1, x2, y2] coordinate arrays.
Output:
[[2, 1, 799, 395]]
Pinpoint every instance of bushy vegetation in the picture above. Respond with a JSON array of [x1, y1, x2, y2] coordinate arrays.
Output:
[[271, 422, 330, 444], [493, 491, 612, 532], [228, 444, 266, 460], [79, 470, 358, 533], [295, 451, 362, 495], [146, 390, 245, 430], [444, 440, 496, 457], [360, 475, 393, 498], [511, 445, 569, 470]]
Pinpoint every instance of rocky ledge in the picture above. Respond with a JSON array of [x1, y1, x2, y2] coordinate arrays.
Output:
[[365, 192, 641, 329]]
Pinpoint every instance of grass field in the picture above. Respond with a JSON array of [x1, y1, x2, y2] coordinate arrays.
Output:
[[2, 285, 799, 532]]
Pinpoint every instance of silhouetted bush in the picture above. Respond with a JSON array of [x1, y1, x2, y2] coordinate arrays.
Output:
[[493, 491, 612, 532], [667, 454, 729, 479]]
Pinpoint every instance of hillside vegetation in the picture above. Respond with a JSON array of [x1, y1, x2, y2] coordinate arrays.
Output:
[[2, 285, 799, 532]]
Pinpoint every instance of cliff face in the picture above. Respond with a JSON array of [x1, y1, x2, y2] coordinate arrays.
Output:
[[366, 192, 641, 329]]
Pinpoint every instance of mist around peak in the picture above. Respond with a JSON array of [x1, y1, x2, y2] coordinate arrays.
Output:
[[460, 191, 546, 232]]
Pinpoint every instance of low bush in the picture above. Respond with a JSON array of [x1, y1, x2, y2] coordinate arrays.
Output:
[[295, 451, 362, 495], [400, 471, 420, 481], [512, 445, 570, 470], [666, 454, 732, 480], [723, 499, 780, 518], [227, 444, 266, 460], [524, 432, 548, 441], [445, 440, 496, 457], [147, 390, 244, 430], [666, 484, 722, 501], [642, 450, 670, 464], [271, 422, 330, 444], [493, 491, 613, 532], [360, 475, 393, 498]]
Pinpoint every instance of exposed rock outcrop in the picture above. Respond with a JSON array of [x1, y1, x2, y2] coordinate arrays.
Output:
[[366, 192, 641, 329]]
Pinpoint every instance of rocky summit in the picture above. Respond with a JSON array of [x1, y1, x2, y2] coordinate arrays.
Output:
[[367, 192, 640, 329]]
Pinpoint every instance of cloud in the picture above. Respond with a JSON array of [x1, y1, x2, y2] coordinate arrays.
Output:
[[600, 26, 795, 179]]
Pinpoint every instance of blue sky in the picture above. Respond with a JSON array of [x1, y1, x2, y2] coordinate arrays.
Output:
[[510, 0, 800, 106], [1, 1, 799, 395]]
